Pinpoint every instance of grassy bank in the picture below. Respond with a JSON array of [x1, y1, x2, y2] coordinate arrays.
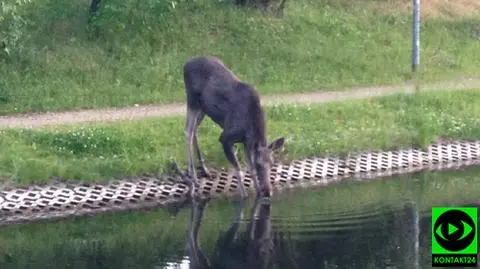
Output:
[[0, 166, 479, 268], [1, 0, 480, 114], [1, 89, 480, 186]]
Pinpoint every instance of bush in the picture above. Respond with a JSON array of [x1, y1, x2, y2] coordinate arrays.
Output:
[[0, 0, 33, 59]]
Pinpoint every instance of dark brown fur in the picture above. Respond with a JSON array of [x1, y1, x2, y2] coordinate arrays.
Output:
[[183, 56, 284, 199]]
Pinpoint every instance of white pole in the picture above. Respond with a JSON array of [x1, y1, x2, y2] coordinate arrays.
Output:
[[412, 0, 421, 73]]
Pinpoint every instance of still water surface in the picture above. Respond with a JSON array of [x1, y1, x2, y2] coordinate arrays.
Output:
[[1, 166, 479, 269]]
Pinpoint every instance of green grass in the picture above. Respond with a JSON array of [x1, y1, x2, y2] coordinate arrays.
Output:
[[1, 0, 480, 114], [0, 166, 479, 269], [1, 89, 480, 186]]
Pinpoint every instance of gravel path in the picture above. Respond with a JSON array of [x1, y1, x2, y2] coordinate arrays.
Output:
[[1, 77, 479, 129]]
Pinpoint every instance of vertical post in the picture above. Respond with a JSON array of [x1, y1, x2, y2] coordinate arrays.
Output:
[[412, 202, 420, 269], [412, 0, 421, 73], [404, 201, 420, 268]]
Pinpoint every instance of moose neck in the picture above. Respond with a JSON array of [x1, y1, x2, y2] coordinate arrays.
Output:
[[246, 98, 267, 153], [246, 128, 267, 166]]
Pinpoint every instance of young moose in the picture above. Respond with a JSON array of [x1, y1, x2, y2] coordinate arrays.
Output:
[[183, 56, 285, 199]]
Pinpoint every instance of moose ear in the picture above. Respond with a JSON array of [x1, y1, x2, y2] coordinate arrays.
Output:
[[268, 137, 285, 152]]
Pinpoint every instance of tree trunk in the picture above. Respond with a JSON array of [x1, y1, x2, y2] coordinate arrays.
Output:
[[88, 0, 102, 21]]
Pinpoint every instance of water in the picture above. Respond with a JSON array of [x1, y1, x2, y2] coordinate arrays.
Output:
[[1, 166, 479, 269]]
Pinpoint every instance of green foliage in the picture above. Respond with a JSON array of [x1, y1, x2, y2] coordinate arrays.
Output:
[[0, 0, 32, 58], [1, 0, 479, 114], [1, 89, 480, 185]]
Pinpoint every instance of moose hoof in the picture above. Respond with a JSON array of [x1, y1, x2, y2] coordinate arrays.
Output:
[[196, 166, 211, 179], [201, 169, 211, 178]]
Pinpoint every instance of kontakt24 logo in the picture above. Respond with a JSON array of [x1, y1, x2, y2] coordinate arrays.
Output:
[[432, 207, 478, 267]]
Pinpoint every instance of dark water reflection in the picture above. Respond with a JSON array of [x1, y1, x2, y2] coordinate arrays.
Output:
[[164, 198, 480, 269], [174, 197, 424, 269], [1, 168, 480, 269]]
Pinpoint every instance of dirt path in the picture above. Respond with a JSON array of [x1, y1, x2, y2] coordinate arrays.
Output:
[[1, 77, 480, 129]]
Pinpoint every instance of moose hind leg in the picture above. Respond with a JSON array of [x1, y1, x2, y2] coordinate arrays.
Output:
[[220, 133, 248, 199], [192, 113, 210, 178], [185, 107, 203, 184]]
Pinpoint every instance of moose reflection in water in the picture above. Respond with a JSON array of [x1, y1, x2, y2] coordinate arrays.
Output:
[[185, 196, 274, 269], [168, 161, 421, 269], [172, 200, 422, 269], [169, 159, 295, 269]]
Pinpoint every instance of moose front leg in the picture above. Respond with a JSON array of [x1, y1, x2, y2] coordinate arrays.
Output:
[[220, 134, 248, 199], [193, 132, 211, 178], [245, 146, 260, 195]]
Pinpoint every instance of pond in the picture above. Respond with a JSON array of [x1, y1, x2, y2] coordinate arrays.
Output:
[[0, 166, 479, 269]]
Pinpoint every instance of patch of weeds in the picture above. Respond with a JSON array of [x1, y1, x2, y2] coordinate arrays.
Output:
[[16, 127, 124, 157]]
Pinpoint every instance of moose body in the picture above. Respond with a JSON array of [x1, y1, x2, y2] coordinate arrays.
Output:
[[183, 56, 284, 199]]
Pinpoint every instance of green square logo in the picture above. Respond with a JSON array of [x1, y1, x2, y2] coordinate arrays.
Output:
[[431, 207, 478, 267]]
